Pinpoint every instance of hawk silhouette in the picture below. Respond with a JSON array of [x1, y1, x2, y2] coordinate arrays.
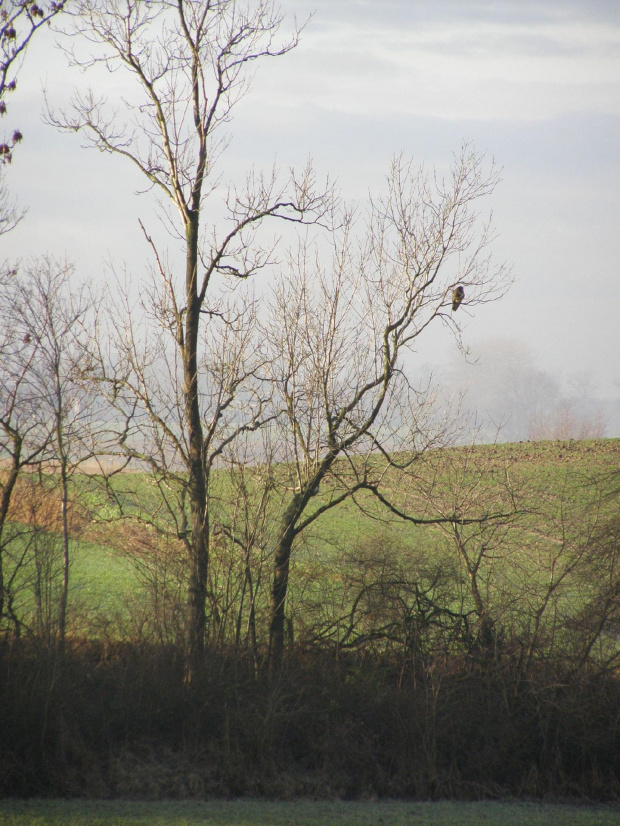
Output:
[[452, 285, 465, 311]]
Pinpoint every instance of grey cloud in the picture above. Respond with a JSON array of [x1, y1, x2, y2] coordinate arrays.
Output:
[[231, 105, 620, 181], [409, 30, 620, 60], [300, 0, 620, 29]]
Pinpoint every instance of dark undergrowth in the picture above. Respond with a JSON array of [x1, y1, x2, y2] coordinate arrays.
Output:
[[1, 638, 619, 802]]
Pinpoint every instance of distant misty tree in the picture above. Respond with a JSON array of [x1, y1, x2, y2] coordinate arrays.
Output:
[[445, 339, 559, 441], [446, 339, 607, 442], [528, 369, 607, 441], [528, 401, 607, 441]]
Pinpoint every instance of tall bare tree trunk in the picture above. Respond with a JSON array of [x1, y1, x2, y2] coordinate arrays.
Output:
[[57, 451, 70, 659], [268, 495, 301, 674], [268, 461, 336, 672], [184, 212, 209, 681]]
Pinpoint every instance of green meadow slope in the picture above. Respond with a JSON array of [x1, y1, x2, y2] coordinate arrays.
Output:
[[4, 439, 619, 641]]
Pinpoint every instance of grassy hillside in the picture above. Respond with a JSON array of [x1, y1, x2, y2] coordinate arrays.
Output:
[[3, 438, 619, 643]]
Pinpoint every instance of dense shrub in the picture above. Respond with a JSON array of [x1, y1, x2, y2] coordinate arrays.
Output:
[[1, 638, 619, 800]]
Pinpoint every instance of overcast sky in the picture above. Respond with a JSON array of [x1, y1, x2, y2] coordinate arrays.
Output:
[[3, 0, 620, 414]]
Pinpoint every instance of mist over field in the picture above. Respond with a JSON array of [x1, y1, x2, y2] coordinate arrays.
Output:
[[432, 337, 618, 442]]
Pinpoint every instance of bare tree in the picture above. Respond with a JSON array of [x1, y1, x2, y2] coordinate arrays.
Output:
[[0, 1, 67, 235], [389, 442, 525, 658], [0, 268, 51, 634], [262, 147, 511, 670], [0, 258, 94, 649], [395, 444, 620, 687], [0, 2, 70, 640], [89, 284, 277, 651], [443, 339, 560, 442], [527, 371, 608, 441], [0, 0, 66, 161], [11, 258, 94, 652], [48, 0, 333, 679]]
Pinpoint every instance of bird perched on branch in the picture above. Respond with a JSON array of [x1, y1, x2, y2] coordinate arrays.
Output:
[[452, 285, 465, 311]]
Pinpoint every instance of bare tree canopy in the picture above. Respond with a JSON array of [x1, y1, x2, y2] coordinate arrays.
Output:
[[263, 146, 511, 669], [47, 0, 334, 680], [1, 0, 65, 162]]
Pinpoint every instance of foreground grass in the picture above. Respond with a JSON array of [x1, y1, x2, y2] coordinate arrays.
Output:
[[2, 799, 620, 826]]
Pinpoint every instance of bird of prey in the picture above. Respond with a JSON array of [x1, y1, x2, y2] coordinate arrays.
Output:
[[452, 285, 465, 311]]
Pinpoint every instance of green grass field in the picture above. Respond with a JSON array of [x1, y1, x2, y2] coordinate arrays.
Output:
[[2, 799, 620, 826], [4, 438, 619, 641]]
